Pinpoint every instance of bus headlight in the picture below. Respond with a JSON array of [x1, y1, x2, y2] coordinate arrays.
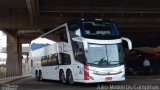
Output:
[[120, 68, 125, 72]]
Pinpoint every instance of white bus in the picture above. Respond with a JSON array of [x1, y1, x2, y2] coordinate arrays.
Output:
[[30, 19, 132, 84]]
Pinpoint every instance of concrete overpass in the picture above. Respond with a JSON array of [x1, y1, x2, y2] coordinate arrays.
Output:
[[0, 0, 160, 76]]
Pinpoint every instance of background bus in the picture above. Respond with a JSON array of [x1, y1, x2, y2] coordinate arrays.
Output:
[[30, 19, 132, 84]]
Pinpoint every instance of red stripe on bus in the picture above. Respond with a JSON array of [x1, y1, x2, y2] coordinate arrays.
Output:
[[84, 65, 89, 80]]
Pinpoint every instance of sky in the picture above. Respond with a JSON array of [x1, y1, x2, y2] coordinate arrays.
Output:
[[0, 31, 29, 48], [0, 31, 29, 59], [0, 31, 7, 48], [0, 31, 7, 53]]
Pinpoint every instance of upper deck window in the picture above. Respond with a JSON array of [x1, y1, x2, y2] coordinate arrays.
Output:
[[80, 21, 120, 39], [83, 22, 112, 36], [68, 19, 120, 39]]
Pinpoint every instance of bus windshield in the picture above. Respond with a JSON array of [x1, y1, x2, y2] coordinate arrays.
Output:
[[86, 43, 124, 67]]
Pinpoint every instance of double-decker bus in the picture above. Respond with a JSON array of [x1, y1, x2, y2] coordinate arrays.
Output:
[[30, 19, 132, 84]]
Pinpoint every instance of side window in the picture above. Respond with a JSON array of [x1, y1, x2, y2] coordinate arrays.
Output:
[[41, 56, 48, 66], [42, 27, 68, 43], [41, 54, 58, 66], [48, 53, 58, 65], [59, 53, 71, 65], [74, 42, 86, 64]]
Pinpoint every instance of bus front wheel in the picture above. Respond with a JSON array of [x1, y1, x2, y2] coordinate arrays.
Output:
[[67, 70, 74, 85], [39, 71, 43, 81], [35, 70, 39, 80]]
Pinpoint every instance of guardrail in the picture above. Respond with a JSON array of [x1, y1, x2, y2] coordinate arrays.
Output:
[[0, 61, 31, 80]]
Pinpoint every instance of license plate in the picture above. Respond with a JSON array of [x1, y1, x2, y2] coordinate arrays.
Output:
[[105, 77, 112, 80]]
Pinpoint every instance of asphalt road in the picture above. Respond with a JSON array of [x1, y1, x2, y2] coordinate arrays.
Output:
[[1, 76, 160, 90]]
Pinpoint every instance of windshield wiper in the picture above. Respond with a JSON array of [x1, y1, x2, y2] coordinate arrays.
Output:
[[87, 60, 100, 66], [108, 61, 120, 65], [108, 61, 119, 62]]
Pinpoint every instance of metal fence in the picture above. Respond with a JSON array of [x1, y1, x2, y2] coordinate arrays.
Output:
[[0, 58, 6, 79], [0, 56, 31, 79]]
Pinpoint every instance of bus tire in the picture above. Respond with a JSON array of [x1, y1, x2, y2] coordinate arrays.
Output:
[[39, 71, 43, 81], [66, 70, 74, 85], [35, 70, 39, 80], [59, 70, 66, 84]]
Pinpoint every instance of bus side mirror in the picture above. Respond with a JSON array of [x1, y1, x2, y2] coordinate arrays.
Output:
[[83, 40, 88, 51], [121, 37, 132, 50], [72, 37, 82, 42]]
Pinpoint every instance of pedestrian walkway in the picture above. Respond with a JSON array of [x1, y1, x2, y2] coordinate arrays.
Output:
[[0, 73, 31, 84]]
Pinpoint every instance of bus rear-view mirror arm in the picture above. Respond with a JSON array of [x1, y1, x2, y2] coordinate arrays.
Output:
[[72, 37, 82, 42], [121, 37, 132, 50], [72, 37, 88, 50]]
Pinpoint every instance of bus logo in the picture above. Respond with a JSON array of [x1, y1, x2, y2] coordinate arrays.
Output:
[[105, 77, 112, 80]]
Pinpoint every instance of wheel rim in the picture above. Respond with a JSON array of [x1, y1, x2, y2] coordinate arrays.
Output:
[[39, 73, 42, 81], [68, 71, 73, 84], [35, 72, 38, 79], [61, 72, 66, 83]]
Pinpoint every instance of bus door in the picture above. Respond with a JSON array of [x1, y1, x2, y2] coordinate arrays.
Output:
[[73, 47, 86, 80]]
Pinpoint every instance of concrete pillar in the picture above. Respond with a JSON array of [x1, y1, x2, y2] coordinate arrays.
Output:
[[6, 30, 22, 76], [26, 53, 31, 73], [18, 42, 22, 75]]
